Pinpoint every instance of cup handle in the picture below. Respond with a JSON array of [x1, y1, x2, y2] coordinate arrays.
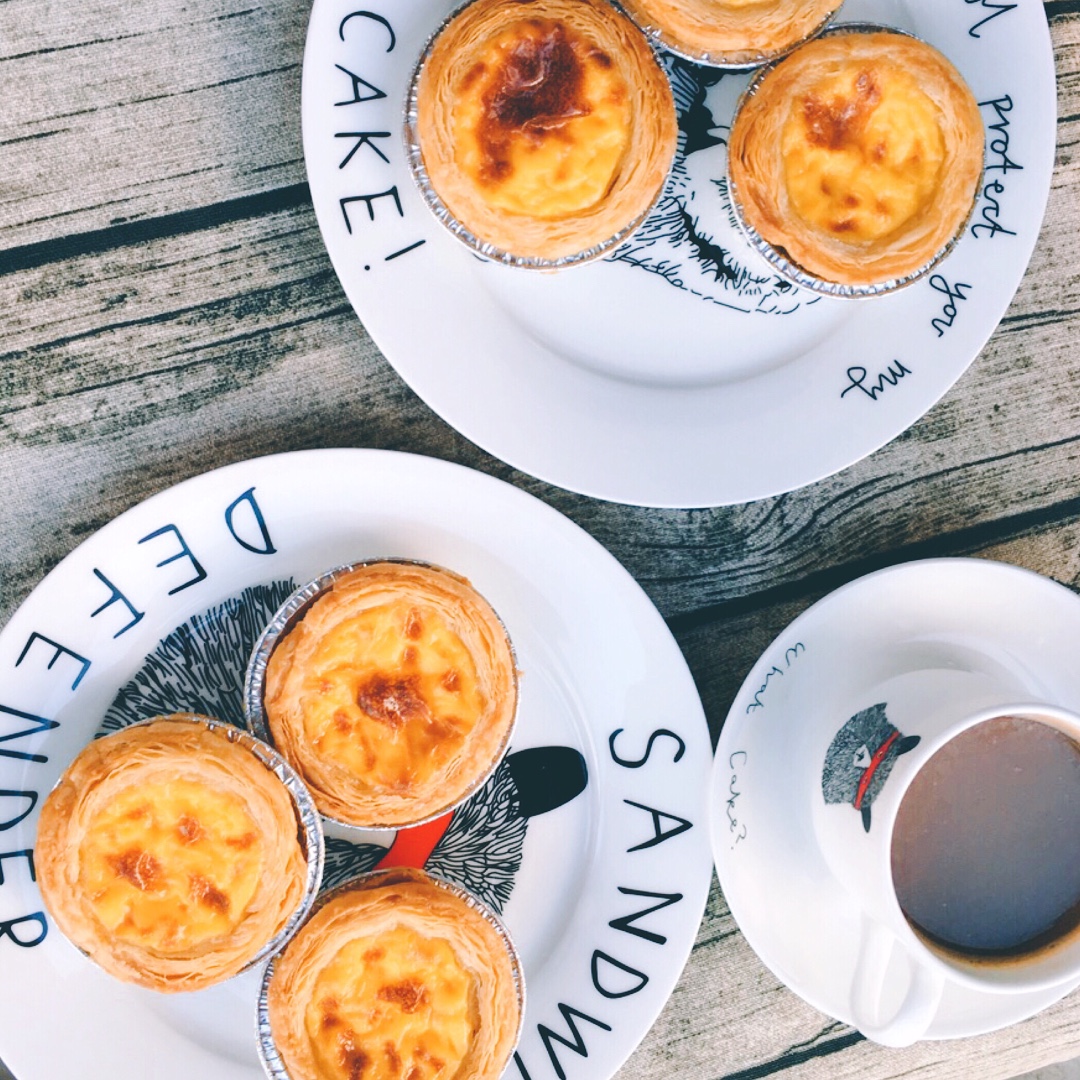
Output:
[[850, 917, 945, 1047]]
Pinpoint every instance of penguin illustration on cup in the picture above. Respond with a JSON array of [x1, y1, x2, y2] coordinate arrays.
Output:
[[822, 704, 920, 833]]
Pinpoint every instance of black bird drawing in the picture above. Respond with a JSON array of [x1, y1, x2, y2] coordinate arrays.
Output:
[[606, 55, 813, 316], [822, 703, 920, 833], [101, 580, 298, 734], [321, 745, 587, 913]]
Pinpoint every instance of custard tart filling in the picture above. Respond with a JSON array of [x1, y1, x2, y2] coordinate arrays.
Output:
[[263, 562, 517, 827], [410, 0, 677, 264], [266, 869, 523, 1080], [728, 31, 984, 287], [452, 18, 634, 219], [36, 716, 309, 991], [618, 0, 844, 66]]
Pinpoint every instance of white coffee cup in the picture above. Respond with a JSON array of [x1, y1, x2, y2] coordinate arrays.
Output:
[[811, 668, 1080, 1046]]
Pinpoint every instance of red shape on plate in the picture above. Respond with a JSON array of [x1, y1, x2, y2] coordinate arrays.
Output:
[[375, 812, 454, 869]]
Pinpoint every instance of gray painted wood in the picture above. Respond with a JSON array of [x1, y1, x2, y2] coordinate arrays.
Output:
[[0, 0, 309, 248], [1, 2, 1079, 1079]]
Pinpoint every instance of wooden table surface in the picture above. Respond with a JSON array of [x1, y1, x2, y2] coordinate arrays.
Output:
[[3, 0, 1080, 1078]]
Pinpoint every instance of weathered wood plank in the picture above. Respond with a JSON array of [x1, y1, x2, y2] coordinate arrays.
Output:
[[4, 129, 1080, 629], [0, 2, 1074, 250], [0, 0, 307, 248]]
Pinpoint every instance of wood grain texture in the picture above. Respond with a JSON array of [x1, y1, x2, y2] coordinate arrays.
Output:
[[4, 91, 1080, 628], [2, 7, 1077, 624], [1, 4, 1080, 1080], [0, 0, 307, 248]]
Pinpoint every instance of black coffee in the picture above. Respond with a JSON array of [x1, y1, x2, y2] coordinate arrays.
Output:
[[891, 716, 1080, 957]]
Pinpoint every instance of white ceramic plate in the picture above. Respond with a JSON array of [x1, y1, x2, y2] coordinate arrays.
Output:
[[301, 0, 1055, 507], [710, 559, 1080, 1039], [0, 449, 713, 1080]]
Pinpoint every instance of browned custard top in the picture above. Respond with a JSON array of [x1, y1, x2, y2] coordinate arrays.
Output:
[[282, 596, 485, 795], [450, 18, 633, 218], [726, 30, 984, 286], [475, 22, 590, 184], [78, 776, 264, 953], [780, 60, 947, 242], [802, 70, 881, 152], [304, 924, 472, 1080]]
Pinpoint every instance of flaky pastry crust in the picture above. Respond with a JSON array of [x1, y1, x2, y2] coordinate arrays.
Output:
[[36, 716, 308, 992], [266, 868, 523, 1080], [412, 0, 677, 263], [728, 31, 984, 287], [263, 562, 517, 827], [618, 0, 844, 66]]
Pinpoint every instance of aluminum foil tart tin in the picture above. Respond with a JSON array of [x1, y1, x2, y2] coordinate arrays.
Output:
[[256, 868, 527, 1080], [243, 558, 519, 832], [727, 22, 984, 299], [614, 0, 846, 71], [402, 0, 676, 271], [86, 713, 326, 977]]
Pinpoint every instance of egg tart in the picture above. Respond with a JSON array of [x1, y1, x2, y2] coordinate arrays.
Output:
[[728, 28, 984, 293], [255, 561, 518, 828], [618, 0, 845, 68], [406, 0, 677, 266], [35, 715, 315, 992], [262, 868, 524, 1080]]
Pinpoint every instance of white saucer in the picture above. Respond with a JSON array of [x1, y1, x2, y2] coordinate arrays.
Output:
[[710, 558, 1080, 1039]]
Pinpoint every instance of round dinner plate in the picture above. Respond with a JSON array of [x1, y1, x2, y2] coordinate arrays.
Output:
[[710, 559, 1080, 1040], [0, 450, 713, 1080], [301, 0, 1054, 507]]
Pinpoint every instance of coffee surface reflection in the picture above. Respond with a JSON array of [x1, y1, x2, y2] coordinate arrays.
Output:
[[891, 716, 1080, 959]]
